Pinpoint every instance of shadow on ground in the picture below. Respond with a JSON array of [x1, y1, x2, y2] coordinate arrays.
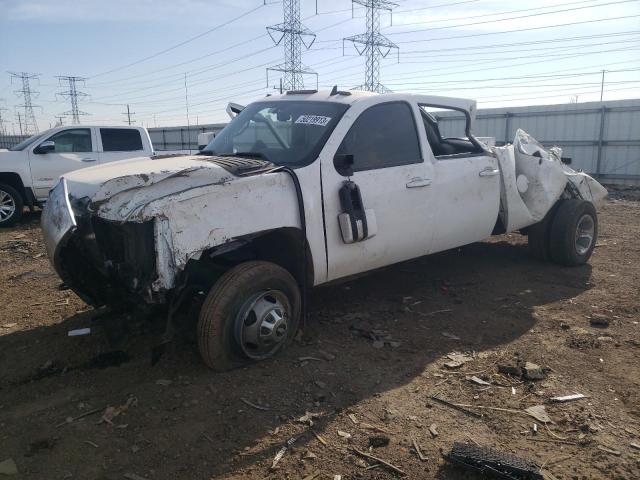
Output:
[[0, 237, 593, 479]]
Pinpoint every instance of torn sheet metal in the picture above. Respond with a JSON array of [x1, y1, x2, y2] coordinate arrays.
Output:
[[495, 129, 607, 232]]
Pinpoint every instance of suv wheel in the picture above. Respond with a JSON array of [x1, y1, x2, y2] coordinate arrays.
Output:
[[197, 261, 301, 371], [549, 199, 598, 266], [0, 183, 24, 228]]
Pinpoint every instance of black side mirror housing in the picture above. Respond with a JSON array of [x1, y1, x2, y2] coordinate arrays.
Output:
[[334, 153, 354, 177], [34, 140, 55, 154]]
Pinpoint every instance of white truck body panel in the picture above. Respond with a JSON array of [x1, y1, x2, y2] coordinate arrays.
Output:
[[41, 91, 607, 307]]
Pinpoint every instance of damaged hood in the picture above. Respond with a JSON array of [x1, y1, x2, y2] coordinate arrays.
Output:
[[64, 155, 242, 220]]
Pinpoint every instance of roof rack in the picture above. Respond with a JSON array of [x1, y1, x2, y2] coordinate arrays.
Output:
[[285, 90, 318, 95]]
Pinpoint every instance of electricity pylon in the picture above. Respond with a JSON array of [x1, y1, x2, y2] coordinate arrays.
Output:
[[9, 72, 40, 134], [56, 76, 89, 124], [344, 0, 399, 93]]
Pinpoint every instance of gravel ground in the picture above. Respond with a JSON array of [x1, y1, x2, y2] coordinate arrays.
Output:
[[0, 196, 638, 480]]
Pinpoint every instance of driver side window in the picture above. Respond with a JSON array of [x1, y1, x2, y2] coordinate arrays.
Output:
[[337, 102, 422, 172], [46, 129, 92, 153]]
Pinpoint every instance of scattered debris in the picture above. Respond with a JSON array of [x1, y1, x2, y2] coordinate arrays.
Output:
[[0, 458, 18, 475], [589, 313, 610, 328], [298, 411, 322, 426], [56, 407, 103, 428], [444, 352, 473, 368], [523, 362, 547, 381], [368, 435, 390, 448], [337, 430, 352, 439], [123, 473, 150, 480], [629, 442, 640, 451], [469, 376, 491, 386], [525, 405, 552, 424], [351, 447, 406, 476], [271, 436, 297, 470], [303, 450, 317, 460], [597, 445, 621, 456], [445, 442, 543, 480], [429, 396, 482, 419], [348, 413, 359, 424], [317, 350, 336, 361], [240, 397, 270, 411], [99, 396, 138, 425], [498, 364, 523, 377], [411, 437, 427, 461], [441, 332, 461, 340], [84, 441, 99, 449], [155, 379, 172, 386], [550, 394, 586, 403], [302, 471, 322, 480], [298, 356, 324, 362], [312, 430, 327, 447], [0, 323, 17, 329]]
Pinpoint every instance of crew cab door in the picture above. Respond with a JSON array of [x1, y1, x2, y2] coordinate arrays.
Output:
[[28, 127, 97, 200], [419, 106, 501, 253], [98, 128, 148, 163], [321, 100, 436, 281]]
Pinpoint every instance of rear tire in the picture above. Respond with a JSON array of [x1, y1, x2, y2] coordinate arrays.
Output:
[[549, 199, 598, 266], [197, 261, 301, 371], [527, 202, 560, 261], [0, 183, 24, 228]]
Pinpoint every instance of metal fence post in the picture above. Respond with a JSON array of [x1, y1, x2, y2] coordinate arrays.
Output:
[[180, 128, 184, 150], [596, 105, 606, 177], [162, 129, 166, 151], [504, 112, 512, 145]]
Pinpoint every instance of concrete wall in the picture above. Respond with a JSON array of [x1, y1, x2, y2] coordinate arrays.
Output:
[[147, 123, 227, 151]]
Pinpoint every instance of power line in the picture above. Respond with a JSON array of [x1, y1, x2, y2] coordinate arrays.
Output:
[[344, 0, 399, 93], [122, 104, 135, 125], [267, 0, 317, 91], [9, 71, 40, 135], [90, 3, 268, 78], [56, 76, 89, 124]]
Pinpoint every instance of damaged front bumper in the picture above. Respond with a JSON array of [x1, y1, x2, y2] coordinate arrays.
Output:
[[42, 179, 161, 307]]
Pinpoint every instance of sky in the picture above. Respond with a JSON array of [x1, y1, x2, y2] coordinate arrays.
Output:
[[1, 0, 639, 133]]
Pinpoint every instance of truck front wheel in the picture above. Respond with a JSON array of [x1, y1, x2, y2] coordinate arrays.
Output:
[[549, 199, 598, 266], [197, 261, 301, 371], [0, 183, 24, 228]]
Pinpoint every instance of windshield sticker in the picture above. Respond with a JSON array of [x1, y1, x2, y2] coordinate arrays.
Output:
[[295, 115, 332, 127]]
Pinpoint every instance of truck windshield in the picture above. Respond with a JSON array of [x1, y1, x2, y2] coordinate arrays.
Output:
[[203, 101, 349, 167], [9, 130, 51, 151]]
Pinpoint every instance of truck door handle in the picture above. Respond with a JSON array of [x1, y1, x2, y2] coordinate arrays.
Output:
[[81, 158, 97, 163], [479, 167, 499, 177], [406, 177, 432, 188]]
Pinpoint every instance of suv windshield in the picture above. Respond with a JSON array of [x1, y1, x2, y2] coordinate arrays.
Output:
[[203, 101, 349, 167], [9, 130, 51, 151]]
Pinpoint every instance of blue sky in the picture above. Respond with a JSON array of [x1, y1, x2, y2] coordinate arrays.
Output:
[[1, 0, 639, 132]]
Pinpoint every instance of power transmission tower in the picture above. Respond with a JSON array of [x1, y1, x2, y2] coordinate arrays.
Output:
[[344, 0, 399, 93], [56, 75, 89, 124], [267, 0, 317, 91], [54, 116, 64, 127], [9, 71, 40, 134], [0, 100, 8, 136], [122, 104, 135, 125]]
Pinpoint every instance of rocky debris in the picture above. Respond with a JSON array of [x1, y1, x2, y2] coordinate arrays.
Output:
[[525, 405, 551, 424], [0, 458, 18, 475], [589, 313, 610, 328], [368, 435, 390, 448], [523, 362, 547, 381]]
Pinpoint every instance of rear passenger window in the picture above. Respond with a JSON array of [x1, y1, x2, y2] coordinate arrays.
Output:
[[100, 128, 143, 152], [336, 102, 421, 172]]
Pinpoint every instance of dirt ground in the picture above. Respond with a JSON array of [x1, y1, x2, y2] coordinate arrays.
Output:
[[1, 192, 639, 480]]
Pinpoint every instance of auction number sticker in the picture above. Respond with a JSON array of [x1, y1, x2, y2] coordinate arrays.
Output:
[[295, 115, 332, 126]]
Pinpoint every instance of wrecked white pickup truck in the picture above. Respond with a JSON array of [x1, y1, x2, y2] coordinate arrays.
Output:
[[42, 90, 607, 370]]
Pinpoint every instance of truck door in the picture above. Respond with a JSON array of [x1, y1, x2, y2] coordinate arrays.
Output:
[[321, 101, 436, 281], [419, 108, 501, 253], [98, 128, 147, 163], [28, 127, 97, 200]]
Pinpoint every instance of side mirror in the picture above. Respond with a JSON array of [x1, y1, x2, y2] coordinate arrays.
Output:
[[334, 153, 354, 177], [34, 140, 55, 154]]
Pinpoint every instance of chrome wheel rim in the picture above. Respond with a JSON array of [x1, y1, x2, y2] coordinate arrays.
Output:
[[0, 189, 16, 223], [235, 290, 290, 360], [575, 214, 595, 256]]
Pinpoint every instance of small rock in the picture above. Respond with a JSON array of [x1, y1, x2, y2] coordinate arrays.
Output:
[[525, 405, 551, 423], [0, 458, 18, 475], [317, 350, 336, 361], [498, 364, 523, 377], [429, 424, 439, 438], [441, 332, 460, 340], [372, 341, 384, 349], [368, 435, 389, 448], [523, 362, 547, 380], [303, 450, 317, 460], [155, 379, 172, 386], [590, 314, 610, 328], [337, 430, 352, 439]]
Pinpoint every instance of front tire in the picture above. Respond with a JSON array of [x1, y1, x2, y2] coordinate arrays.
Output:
[[197, 261, 301, 371], [549, 199, 598, 266], [0, 183, 24, 228]]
